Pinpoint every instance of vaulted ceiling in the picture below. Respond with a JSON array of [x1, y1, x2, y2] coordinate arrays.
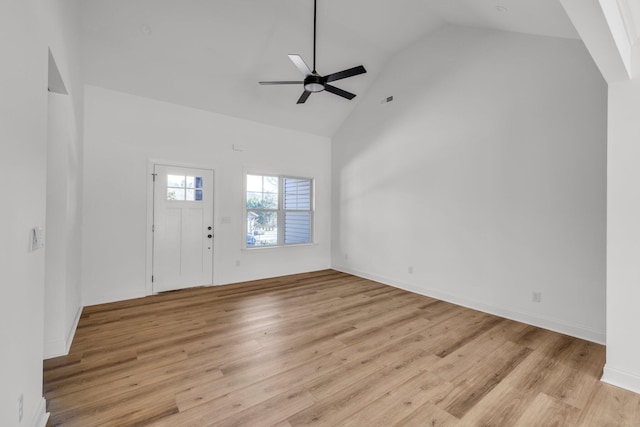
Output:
[[81, 0, 579, 136]]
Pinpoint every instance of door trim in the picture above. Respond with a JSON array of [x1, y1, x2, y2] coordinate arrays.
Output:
[[145, 159, 216, 296]]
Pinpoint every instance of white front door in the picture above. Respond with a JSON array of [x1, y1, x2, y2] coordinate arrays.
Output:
[[153, 164, 214, 292]]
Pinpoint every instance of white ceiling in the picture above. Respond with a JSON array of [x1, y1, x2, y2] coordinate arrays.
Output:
[[619, 0, 640, 46], [80, 0, 579, 137]]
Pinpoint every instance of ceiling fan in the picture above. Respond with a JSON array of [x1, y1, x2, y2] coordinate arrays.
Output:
[[258, 0, 367, 104]]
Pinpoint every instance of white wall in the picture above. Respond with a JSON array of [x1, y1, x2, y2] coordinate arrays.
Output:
[[45, 93, 69, 356], [41, 0, 84, 361], [44, 0, 84, 362], [82, 85, 331, 305], [0, 2, 48, 424], [44, 91, 83, 359], [603, 77, 640, 393], [0, 1, 82, 425], [561, 0, 640, 396], [332, 25, 607, 343]]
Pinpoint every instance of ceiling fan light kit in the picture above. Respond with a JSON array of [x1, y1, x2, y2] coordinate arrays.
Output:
[[304, 75, 325, 93], [259, 0, 367, 104]]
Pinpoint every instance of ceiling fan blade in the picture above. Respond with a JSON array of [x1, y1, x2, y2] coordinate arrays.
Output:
[[324, 84, 356, 100], [297, 91, 312, 104], [259, 81, 303, 85], [325, 65, 367, 83], [288, 54, 313, 76]]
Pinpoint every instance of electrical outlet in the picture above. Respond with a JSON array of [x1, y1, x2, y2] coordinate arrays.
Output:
[[18, 394, 23, 422], [344, 253, 348, 261], [532, 291, 542, 303], [408, 266, 414, 274]]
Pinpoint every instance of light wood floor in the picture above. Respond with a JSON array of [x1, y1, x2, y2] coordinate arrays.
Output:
[[44, 270, 640, 426]]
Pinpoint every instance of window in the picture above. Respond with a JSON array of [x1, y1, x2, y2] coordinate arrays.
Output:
[[167, 174, 203, 201], [246, 174, 313, 247]]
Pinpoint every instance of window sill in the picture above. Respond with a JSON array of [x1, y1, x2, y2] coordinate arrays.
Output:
[[241, 242, 317, 252]]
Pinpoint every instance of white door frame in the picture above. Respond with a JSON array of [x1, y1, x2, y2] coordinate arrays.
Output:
[[145, 159, 216, 296]]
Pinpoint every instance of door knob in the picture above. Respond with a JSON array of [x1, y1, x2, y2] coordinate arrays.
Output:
[[208, 226, 212, 230], [208, 234, 213, 239]]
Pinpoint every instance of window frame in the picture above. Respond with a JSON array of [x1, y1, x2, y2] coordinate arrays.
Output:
[[244, 173, 315, 249]]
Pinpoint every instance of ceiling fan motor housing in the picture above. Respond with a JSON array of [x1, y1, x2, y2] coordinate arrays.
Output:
[[304, 74, 325, 92]]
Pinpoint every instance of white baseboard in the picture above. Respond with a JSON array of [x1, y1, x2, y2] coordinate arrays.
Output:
[[333, 265, 606, 345], [44, 305, 82, 359], [602, 365, 640, 394], [84, 289, 146, 306], [65, 305, 82, 352], [30, 397, 49, 427], [44, 338, 66, 359]]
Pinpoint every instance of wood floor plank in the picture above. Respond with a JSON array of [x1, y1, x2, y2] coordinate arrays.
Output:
[[458, 385, 535, 426], [288, 353, 435, 426], [299, 348, 385, 401], [213, 387, 316, 427], [340, 370, 454, 426], [513, 392, 581, 427], [392, 401, 459, 427], [438, 343, 532, 418], [43, 269, 640, 426], [427, 319, 522, 382], [48, 365, 223, 426], [175, 352, 344, 413], [46, 339, 263, 414], [577, 382, 640, 426]]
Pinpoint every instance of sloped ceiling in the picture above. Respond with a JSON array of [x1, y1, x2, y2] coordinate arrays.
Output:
[[81, 0, 579, 137], [619, 0, 640, 46]]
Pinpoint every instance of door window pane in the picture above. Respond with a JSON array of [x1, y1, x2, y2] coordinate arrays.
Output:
[[167, 175, 185, 187], [185, 176, 203, 189], [167, 175, 204, 201], [168, 188, 185, 201], [186, 189, 204, 201]]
